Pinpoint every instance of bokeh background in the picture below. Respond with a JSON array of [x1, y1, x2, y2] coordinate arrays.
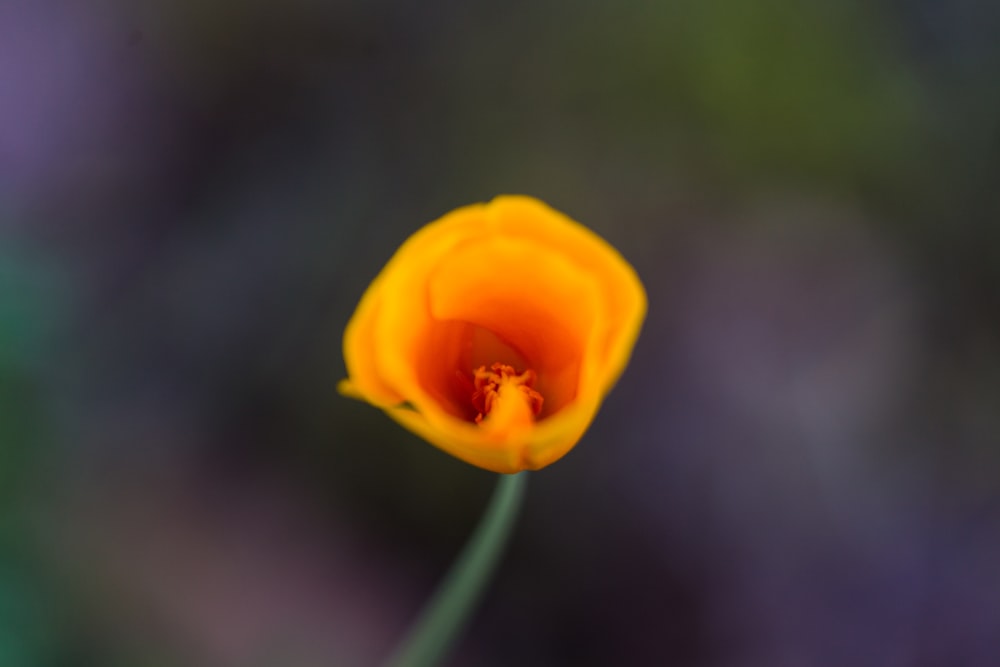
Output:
[[2, 0, 1000, 665]]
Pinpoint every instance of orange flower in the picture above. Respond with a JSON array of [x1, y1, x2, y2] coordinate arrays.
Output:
[[339, 195, 647, 473]]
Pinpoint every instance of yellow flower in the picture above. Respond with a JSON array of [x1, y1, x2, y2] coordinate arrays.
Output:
[[340, 195, 647, 473]]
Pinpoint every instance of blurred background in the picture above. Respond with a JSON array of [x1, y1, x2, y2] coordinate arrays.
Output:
[[2, 0, 999, 665]]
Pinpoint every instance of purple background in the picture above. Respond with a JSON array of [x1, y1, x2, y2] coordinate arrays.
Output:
[[1, 0, 999, 665]]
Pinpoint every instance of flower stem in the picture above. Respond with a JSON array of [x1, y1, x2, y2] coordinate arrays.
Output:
[[385, 472, 528, 667]]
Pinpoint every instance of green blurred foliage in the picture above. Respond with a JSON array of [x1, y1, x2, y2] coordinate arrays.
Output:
[[0, 571, 52, 666], [0, 247, 63, 508], [441, 0, 924, 197], [0, 248, 68, 667], [681, 1, 920, 181]]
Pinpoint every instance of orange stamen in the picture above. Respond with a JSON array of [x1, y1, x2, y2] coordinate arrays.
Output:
[[470, 363, 544, 424]]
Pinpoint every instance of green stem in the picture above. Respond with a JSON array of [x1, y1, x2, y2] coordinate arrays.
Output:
[[385, 472, 528, 667]]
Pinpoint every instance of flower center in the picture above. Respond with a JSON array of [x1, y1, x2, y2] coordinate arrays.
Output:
[[470, 362, 544, 424]]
